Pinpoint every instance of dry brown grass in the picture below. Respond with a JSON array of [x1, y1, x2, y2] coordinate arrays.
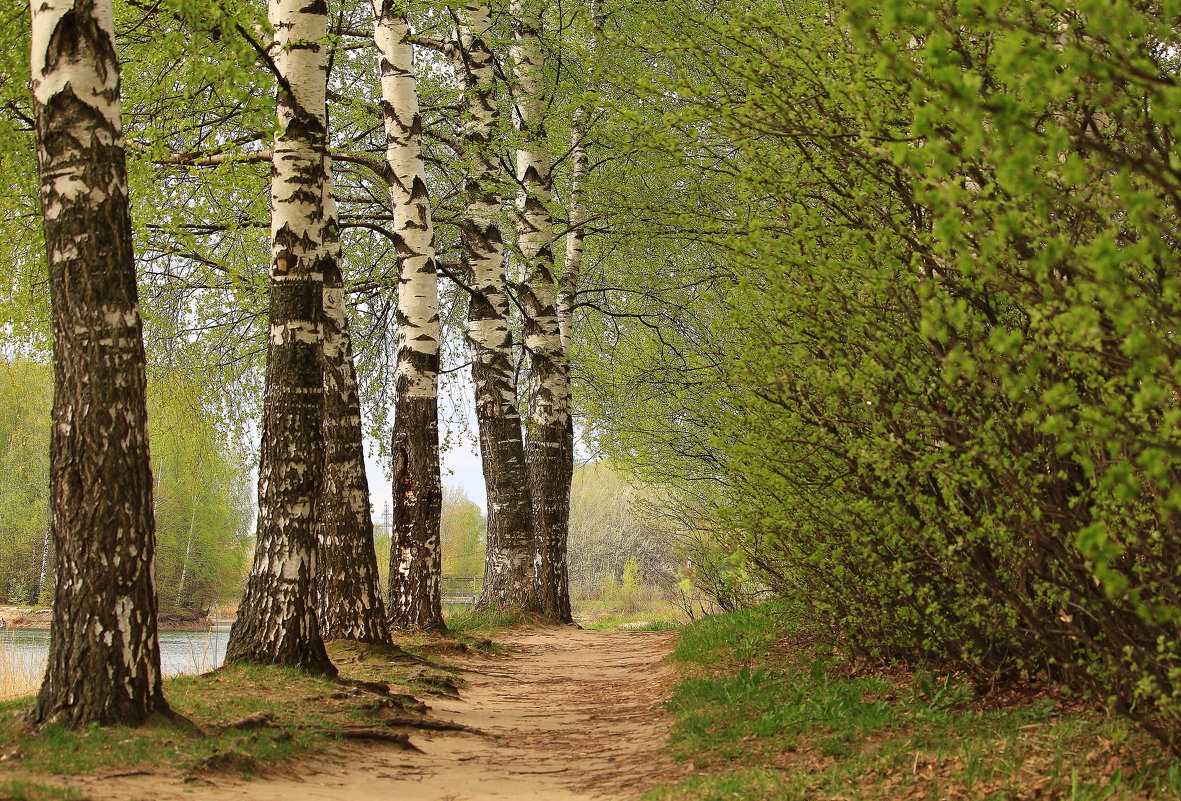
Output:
[[0, 640, 43, 701]]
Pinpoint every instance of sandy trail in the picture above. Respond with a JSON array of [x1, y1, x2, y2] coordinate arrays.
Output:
[[74, 628, 681, 801]]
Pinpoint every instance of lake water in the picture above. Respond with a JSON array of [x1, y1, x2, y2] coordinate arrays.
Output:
[[0, 627, 231, 679]]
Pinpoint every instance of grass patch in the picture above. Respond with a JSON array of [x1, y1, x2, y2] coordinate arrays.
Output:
[[0, 665, 357, 777], [444, 605, 543, 635], [0, 780, 85, 801], [0, 632, 474, 787], [647, 605, 1181, 801], [574, 599, 689, 631], [444, 597, 689, 633]]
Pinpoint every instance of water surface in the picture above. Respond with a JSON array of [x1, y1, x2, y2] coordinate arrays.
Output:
[[0, 627, 230, 679]]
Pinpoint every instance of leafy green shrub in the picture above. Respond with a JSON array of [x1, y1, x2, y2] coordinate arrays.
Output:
[[620, 556, 643, 613], [622, 0, 1181, 747]]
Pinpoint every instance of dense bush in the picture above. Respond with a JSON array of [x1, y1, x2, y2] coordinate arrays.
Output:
[[597, 0, 1181, 746]]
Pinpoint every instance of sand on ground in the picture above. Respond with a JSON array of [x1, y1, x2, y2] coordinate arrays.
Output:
[[68, 627, 683, 801]]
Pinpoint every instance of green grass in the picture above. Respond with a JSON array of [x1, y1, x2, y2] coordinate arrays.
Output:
[[442, 595, 689, 633], [573, 598, 689, 630], [0, 780, 86, 801], [444, 605, 542, 634], [0, 636, 468, 785], [646, 605, 1181, 801], [0, 665, 350, 777], [444, 600, 686, 633]]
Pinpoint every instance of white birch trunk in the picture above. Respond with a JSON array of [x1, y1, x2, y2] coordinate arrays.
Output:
[[36, 520, 50, 604], [373, 0, 445, 631], [558, 0, 603, 355], [316, 177, 393, 644], [511, 0, 574, 622], [450, 3, 542, 613], [176, 500, 197, 607], [29, 0, 170, 725], [225, 0, 336, 673]]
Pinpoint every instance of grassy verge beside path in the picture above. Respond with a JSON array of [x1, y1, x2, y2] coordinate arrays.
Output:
[[647, 606, 1181, 801], [0, 630, 487, 801]]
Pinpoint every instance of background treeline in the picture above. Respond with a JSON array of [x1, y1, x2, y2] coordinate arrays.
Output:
[[583, 0, 1181, 748], [0, 357, 252, 615], [0, 352, 682, 615]]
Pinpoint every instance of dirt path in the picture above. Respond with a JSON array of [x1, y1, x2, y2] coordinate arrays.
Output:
[[75, 628, 682, 801]]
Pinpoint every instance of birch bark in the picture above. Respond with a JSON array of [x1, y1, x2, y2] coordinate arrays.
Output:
[[373, 0, 445, 632], [29, 0, 170, 725], [511, 0, 574, 623], [176, 501, 196, 607], [557, 0, 602, 355], [36, 520, 51, 605], [447, 4, 542, 613], [225, 0, 336, 674], [316, 182, 393, 643]]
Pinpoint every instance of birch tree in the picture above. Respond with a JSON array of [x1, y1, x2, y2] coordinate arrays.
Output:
[[510, 0, 574, 622], [450, 3, 542, 614], [27, 0, 170, 725], [224, 0, 336, 673], [316, 181, 392, 643], [373, 0, 445, 632], [557, 0, 602, 355]]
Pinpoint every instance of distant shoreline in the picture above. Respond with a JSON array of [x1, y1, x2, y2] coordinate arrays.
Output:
[[0, 607, 234, 633]]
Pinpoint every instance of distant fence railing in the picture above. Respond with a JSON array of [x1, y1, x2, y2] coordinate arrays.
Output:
[[441, 577, 482, 605]]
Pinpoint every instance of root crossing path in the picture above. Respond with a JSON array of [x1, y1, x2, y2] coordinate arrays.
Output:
[[81, 628, 683, 801]]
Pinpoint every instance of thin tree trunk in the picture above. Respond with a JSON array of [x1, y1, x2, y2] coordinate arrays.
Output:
[[225, 0, 336, 674], [511, 0, 574, 623], [450, 4, 542, 614], [317, 181, 393, 644], [557, 0, 602, 355], [35, 517, 50, 606], [29, 0, 170, 726], [373, 0, 445, 632], [176, 499, 197, 608]]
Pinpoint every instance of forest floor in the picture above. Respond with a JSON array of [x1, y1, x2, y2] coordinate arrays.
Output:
[[15, 627, 684, 801]]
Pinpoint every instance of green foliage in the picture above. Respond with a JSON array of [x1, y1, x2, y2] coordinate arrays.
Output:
[[0, 358, 51, 605], [0, 359, 250, 612], [440, 486, 485, 578], [588, 0, 1181, 748], [588, 555, 651, 614], [148, 373, 253, 615], [620, 556, 642, 604], [568, 462, 679, 596]]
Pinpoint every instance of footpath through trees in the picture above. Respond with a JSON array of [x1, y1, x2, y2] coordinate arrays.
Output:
[[64, 629, 683, 801]]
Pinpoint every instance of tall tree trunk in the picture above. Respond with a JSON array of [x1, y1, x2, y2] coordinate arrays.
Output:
[[511, 0, 574, 623], [373, 0, 445, 632], [28, 0, 170, 726], [225, 0, 336, 674], [316, 182, 392, 644], [450, 4, 542, 614]]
